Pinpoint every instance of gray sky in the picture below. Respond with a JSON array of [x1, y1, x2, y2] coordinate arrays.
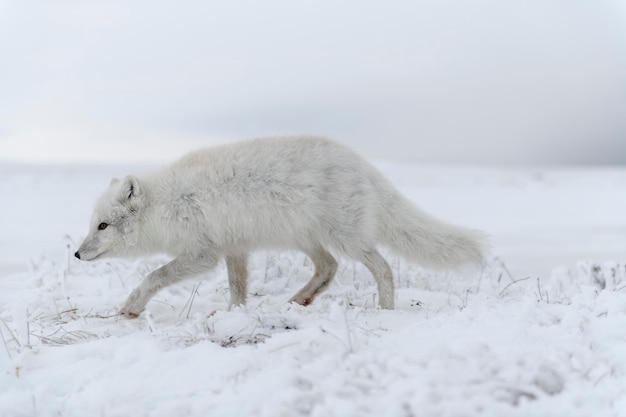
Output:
[[1, 0, 625, 165]]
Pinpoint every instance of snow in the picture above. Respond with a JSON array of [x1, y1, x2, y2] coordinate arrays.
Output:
[[2, 161, 626, 416]]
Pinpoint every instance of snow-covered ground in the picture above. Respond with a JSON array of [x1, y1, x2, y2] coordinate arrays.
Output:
[[1, 161, 626, 416]]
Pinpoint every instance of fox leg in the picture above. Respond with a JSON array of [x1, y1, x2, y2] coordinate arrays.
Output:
[[355, 249, 395, 309], [225, 254, 248, 309], [120, 251, 219, 318], [289, 247, 338, 306]]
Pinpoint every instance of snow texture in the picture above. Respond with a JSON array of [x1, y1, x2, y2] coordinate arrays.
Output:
[[1, 162, 626, 416]]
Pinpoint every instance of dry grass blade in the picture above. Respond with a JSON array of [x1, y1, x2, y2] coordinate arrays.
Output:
[[0, 317, 21, 359], [499, 276, 531, 298], [37, 307, 80, 324], [0, 326, 13, 359], [87, 312, 123, 319], [33, 326, 99, 346], [179, 282, 202, 319]]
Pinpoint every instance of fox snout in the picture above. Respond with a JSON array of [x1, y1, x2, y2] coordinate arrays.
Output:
[[74, 238, 105, 261]]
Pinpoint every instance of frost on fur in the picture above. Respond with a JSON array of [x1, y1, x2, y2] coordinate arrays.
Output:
[[75, 136, 488, 317]]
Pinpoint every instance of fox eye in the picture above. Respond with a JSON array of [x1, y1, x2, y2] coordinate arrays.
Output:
[[98, 222, 109, 230]]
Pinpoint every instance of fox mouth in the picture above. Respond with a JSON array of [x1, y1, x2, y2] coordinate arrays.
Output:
[[75, 250, 107, 261], [88, 252, 106, 261]]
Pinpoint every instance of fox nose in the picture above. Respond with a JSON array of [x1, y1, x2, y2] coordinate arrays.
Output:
[[74, 251, 81, 260]]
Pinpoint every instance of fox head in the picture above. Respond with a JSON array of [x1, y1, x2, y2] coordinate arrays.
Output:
[[75, 175, 145, 261]]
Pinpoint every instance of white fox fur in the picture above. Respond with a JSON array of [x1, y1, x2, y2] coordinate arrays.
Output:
[[75, 136, 488, 317]]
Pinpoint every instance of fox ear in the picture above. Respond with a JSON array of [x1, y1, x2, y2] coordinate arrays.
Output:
[[118, 175, 142, 206], [110, 178, 120, 186]]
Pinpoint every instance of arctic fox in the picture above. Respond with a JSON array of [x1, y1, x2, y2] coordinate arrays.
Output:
[[75, 136, 487, 317]]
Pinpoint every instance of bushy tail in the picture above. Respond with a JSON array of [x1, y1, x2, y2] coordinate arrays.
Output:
[[379, 191, 488, 270]]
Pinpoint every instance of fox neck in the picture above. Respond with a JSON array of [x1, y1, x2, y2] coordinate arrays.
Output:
[[134, 177, 186, 256]]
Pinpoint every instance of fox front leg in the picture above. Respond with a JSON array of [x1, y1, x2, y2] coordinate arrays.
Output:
[[225, 254, 249, 309], [120, 251, 219, 318]]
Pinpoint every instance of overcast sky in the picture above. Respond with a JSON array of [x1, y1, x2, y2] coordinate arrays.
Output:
[[0, 0, 625, 165]]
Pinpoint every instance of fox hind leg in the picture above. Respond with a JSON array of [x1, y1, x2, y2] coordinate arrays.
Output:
[[355, 249, 395, 309], [289, 247, 338, 306]]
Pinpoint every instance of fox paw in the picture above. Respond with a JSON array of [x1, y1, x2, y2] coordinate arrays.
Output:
[[120, 289, 147, 319], [288, 294, 313, 306], [119, 307, 141, 319]]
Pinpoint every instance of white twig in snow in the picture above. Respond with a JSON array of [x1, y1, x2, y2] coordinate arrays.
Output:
[[26, 308, 31, 348], [341, 303, 353, 353], [65, 243, 71, 278], [0, 326, 13, 359], [145, 312, 156, 333], [0, 318, 21, 356]]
